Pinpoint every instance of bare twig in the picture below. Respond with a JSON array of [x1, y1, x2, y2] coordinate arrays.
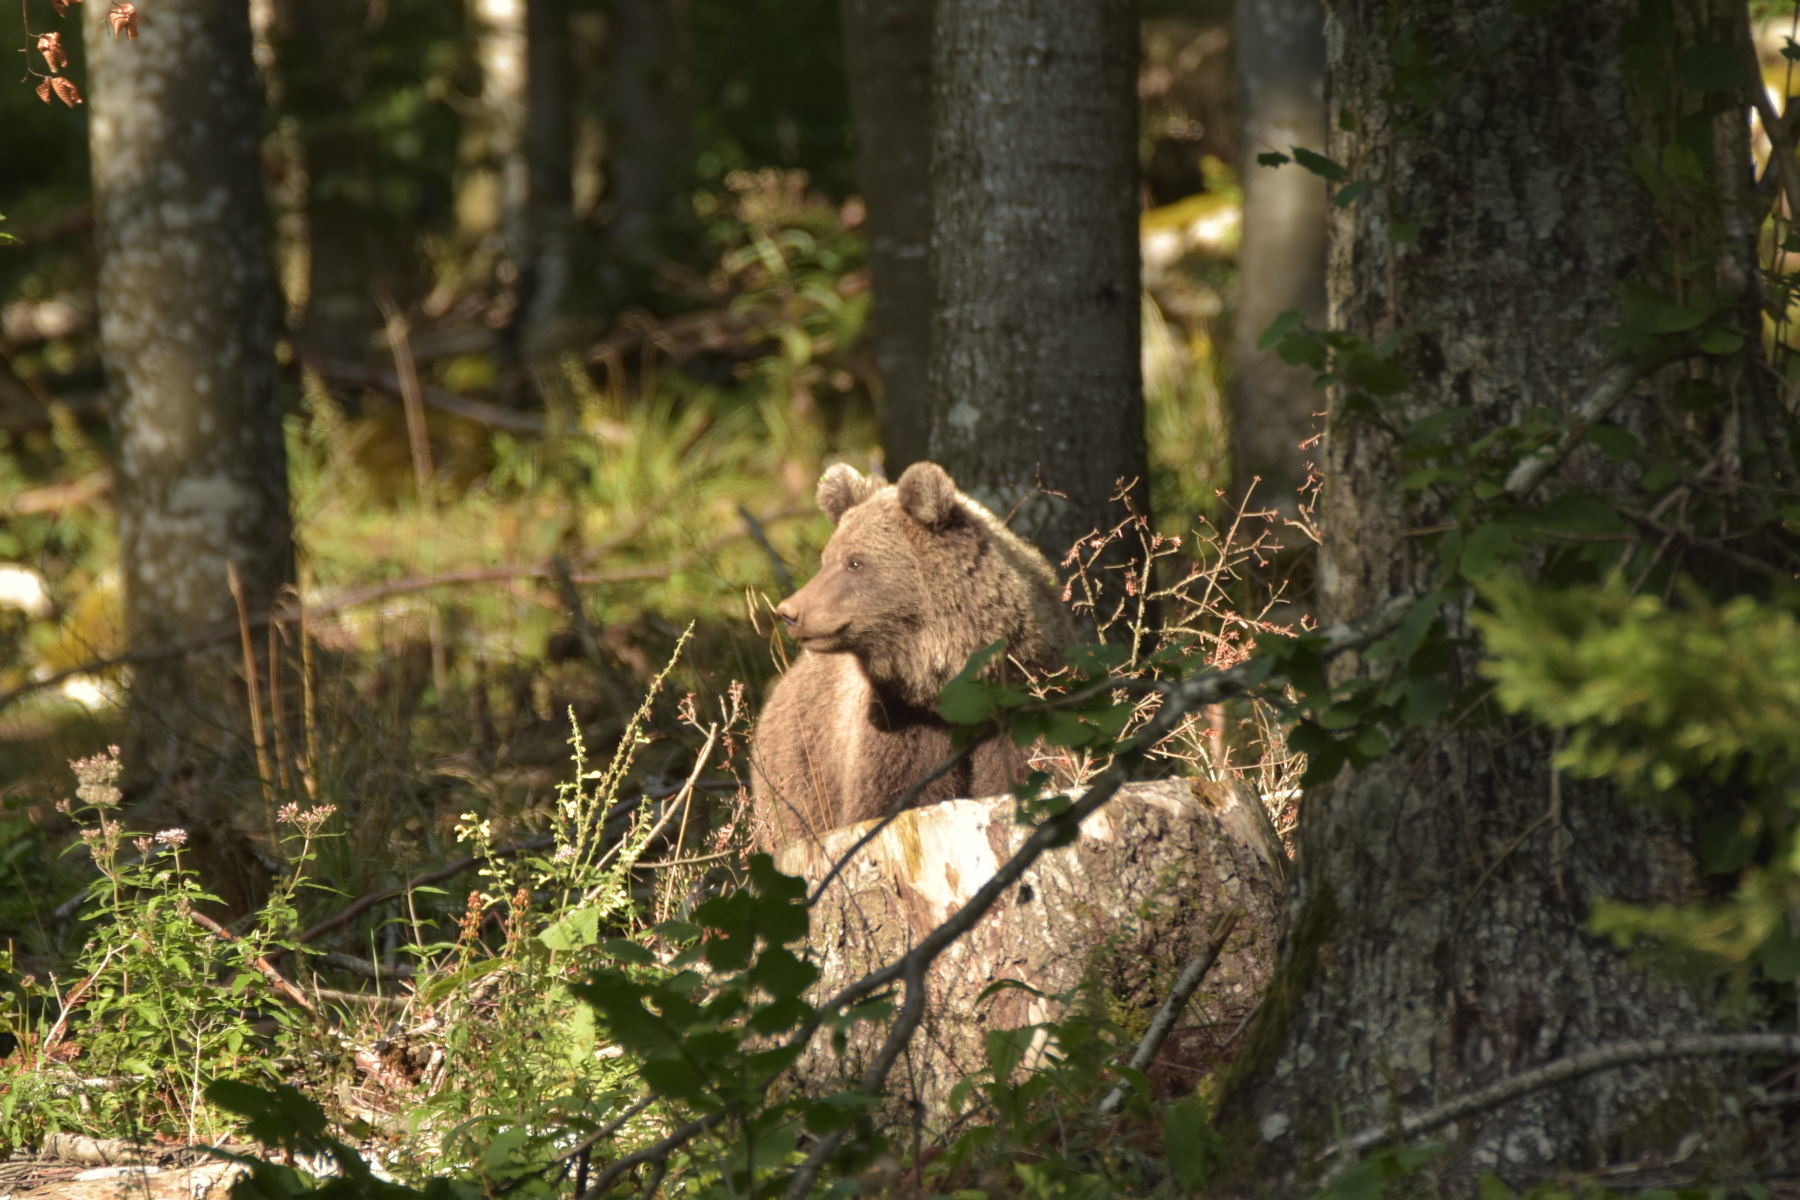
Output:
[[303, 356, 550, 437], [737, 503, 795, 593], [186, 909, 320, 1019], [1321, 1032, 1800, 1181], [0, 511, 806, 717], [576, 1112, 725, 1200], [1096, 909, 1242, 1116], [1501, 343, 1696, 499], [285, 793, 643, 952]]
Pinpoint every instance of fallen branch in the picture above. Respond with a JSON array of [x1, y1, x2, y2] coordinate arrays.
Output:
[[1501, 342, 1696, 500], [1321, 1031, 1800, 1181], [304, 356, 549, 437], [0, 509, 806, 717], [186, 910, 320, 1019], [1097, 908, 1242, 1116]]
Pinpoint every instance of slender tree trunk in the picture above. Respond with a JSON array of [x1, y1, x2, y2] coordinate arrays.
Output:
[[927, 0, 1147, 565], [841, 0, 933, 476], [1225, 0, 1766, 1187], [458, 0, 527, 264], [1230, 0, 1326, 522], [274, 0, 387, 360], [597, 0, 692, 307], [520, 0, 575, 354], [86, 1, 294, 814]]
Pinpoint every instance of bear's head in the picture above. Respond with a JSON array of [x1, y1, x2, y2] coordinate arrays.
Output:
[[776, 461, 1070, 708]]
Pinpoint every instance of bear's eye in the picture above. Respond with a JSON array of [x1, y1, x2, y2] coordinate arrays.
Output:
[[846, 556, 864, 572]]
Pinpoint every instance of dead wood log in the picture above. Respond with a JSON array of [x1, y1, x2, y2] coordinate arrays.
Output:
[[777, 777, 1286, 1126]]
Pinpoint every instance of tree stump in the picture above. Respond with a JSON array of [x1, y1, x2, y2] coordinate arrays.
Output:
[[777, 777, 1286, 1124]]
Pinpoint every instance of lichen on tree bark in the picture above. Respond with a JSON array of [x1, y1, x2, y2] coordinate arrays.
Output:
[[1224, 0, 1772, 1187], [87, 1, 294, 858]]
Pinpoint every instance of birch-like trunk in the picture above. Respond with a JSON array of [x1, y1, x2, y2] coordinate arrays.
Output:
[[1230, 0, 1327, 522]]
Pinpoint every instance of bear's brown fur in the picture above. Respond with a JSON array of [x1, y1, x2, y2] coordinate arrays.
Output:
[[749, 461, 1074, 850]]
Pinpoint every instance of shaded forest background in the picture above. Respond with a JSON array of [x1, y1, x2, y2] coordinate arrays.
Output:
[[6, 0, 1800, 1195]]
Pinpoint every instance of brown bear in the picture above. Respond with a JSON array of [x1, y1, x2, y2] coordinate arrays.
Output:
[[749, 460, 1075, 851]]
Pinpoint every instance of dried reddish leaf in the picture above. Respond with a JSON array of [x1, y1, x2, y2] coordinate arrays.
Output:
[[50, 76, 82, 107], [108, 2, 138, 40], [35, 79, 53, 105], [37, 33, 69, 72]]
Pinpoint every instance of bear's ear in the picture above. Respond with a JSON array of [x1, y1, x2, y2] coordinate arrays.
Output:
[[897, 461, 959, 530], [817, 463, 879, 523]]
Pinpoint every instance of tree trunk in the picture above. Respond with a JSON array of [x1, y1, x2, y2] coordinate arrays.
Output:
[[458, 0, 527, 263], [272, 0, 388, 361], [519, 0, 575, 355], [1230, 0, 1326, 523], [1225, 0, 1766, 1187], [597, 0, 693, 308], [86, 1, 294, 833], [927, 0, 1148, 566], [841, 0, 933, 476], [783, 780, 1285, 1125]]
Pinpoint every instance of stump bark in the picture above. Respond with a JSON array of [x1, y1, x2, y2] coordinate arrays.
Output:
[[778, 778, 1286, 1123]]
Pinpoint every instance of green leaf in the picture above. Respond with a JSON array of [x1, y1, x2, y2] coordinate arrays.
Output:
[[938, 640, 1009, 724], [1292, 146, 1350, 182], [1064, 641, 1133, 674], [747, 945, 820, 999], [805, 1091, 875, 1134], [570, 971, 684, 1057], [1391, 219, 1422, 245], [539, 904, 600, 952], [1343, 353, 1408, 396], [1257, 151, 1292, 168], [1459, 521, 1518, 581], [1756, 925, 1800, 979], [599, 937, 655, 965], [1582, 424, 1638, 463], [1258, 309, 1309, 351], [1333, 179, 1373, 207], [1392, 1140, 1445, 1171], [1675, 42, 1741, 93], [1476, 1172, 1518, 1200], [1526, 491, 1626, 537], [1400, 677, 1452, 727], [1163, 1097, 1221, 1189], [1352, 726, 1390, 762], [641, 1057, 713, 1106], [203, 1081, 330, 1149], [1697, 325, 1743, 354]]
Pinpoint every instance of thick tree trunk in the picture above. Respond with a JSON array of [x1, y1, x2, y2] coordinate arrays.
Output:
[[783, 780, 1285, 1125], [841, 0, 933, 476], [86, 2, 294, 819], [927, 0, 1148, 565], [1230, 0, 1326, 522], [1226, 0, 1766, 1187]]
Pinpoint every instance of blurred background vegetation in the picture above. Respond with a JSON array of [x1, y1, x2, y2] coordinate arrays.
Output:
[[0, 1, 1282, 1148]]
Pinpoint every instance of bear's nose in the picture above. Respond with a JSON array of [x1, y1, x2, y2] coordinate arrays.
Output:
[[775, 599, 799, 628]]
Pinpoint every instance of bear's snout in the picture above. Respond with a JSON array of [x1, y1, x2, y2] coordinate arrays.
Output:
[[775, 598, 800, 628]]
